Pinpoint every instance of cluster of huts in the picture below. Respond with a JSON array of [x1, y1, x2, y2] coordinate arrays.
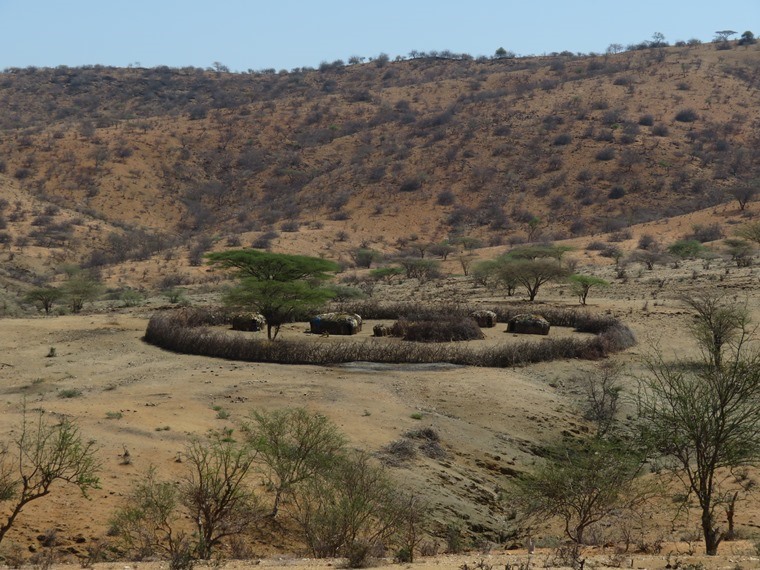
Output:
[[230, 310, 551, 337]]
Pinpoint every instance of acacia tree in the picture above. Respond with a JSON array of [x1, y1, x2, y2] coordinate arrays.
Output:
[[244, 408, 346, 518], [502, 258, 569, 301], [207, 250, 340, 340], [728, 181, 757, 211], [511, 437, 646, 545], [291, 451, 405, 562], [0, 411, 100, 546], [181, 431, 261, 559], [569, 274, 610, 305], [61, 269, 103, 313], [736, 221, 760, 246], [638, 293, 760, 555], [476, 247, 571, 301], [108, 467, 187, 560], [111, 431, 260, 561], [24, 287, 63, 315]]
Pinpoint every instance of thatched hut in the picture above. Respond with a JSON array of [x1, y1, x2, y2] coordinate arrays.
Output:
[[507, 314, 550, 335], [231, 313, 267, 332], [470, 309, 498, 328], [373, 323, 394, 337], [310, 313, 363, 335]]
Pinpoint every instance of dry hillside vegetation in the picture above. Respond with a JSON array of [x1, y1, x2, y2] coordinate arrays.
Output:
[[0, 41, 759, 297]]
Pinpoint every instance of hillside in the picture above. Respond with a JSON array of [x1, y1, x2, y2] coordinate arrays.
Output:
[[0, 41, 759, 294]]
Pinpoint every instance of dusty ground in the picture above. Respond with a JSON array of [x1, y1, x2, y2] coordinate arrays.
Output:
[[1, 252, 760, 567]]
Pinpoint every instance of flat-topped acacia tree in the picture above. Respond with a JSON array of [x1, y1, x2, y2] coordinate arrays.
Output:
[[207, 250, 340, 340]]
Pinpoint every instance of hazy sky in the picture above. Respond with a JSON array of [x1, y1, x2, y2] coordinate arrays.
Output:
[[0, 0, 757, 71]]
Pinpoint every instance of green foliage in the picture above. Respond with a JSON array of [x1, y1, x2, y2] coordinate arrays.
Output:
[[181, 431, 260, 559], [23, 287, 63, 315], [325, 284, 365, 302], [428, 241, 456, 260], [244, 408, 346, 518], [368, 266, 404, 283], [736, 221, 760, 245], [627, 249, 672, 270], [291, 451, 405, 562], [209, 250, 340, 339], [638, 293, 760, 554], [164, 287, 186, 304], [498, 257, 570, 301], [206, 249, 339, 282], [668, 239, 706, 259], [120, 289, 144, 307], [351, 248, 381, 269], [511, 437, 645, 545], [109, 467, 184, 560], [0, 411, 100, 546], [60, 269, 103, 313], [225, 279, 334, 340], [738, 30, 756, 45], [568, 274, 609, 305]]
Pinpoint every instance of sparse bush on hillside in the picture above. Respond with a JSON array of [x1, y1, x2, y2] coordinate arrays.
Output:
[[675, 108, 699, 122], [688, 223, 724, 243], [652, 124, 670, 136], [608, 186, 625, 199], [61, 269, 103, 313], [351, 248, 381, 269], [110, 432, 260, 561], [668, 239, 706, 259], [399, 177, 423, 192], [397, 258, 441, 283], [595, 147, 616, 161], [436, 189, 456, 205], [728, 183, 757, 211]]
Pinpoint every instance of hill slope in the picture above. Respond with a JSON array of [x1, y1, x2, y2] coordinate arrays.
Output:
[[0, 42, 758, 290]]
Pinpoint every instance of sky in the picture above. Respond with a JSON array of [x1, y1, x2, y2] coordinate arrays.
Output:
[[0, 0, 757, 72]]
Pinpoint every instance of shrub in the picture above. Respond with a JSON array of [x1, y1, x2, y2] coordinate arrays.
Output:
[[675, 108, 699, 122], [668, 239, 705, 259], [652, 124, 669, 137], [280, 220, 300, 232], [382, 439, 418, 465], [399, 178, 423, 192], [638, 115, 654, 126], [689, 223, 724, 243], [553, 133, 572, 146], [586, 241, 609, 251], [608, 187, 625, 199], [595, 147, 616, 161], [437, 190, 456, 205]]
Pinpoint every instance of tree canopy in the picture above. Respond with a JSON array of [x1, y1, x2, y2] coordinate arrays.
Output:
[[206, 249, 339, 282], [207, 250, 340, 340], [637, 293, 760, 555]]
